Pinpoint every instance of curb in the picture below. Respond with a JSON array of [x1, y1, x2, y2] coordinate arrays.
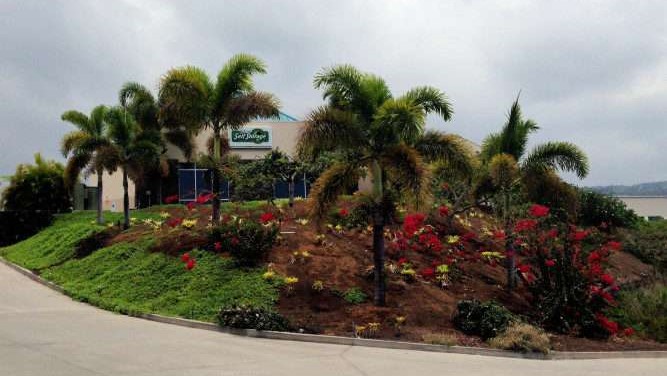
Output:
[[2, 256, 666, 361]]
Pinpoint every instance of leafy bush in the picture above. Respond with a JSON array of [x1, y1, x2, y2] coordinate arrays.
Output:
[[210, 217, 279, 267], [0, 210, 53, 246], [453, 300, 515, 340], [577, 190, 639, 228], [217, 305, 290, 331], [621, 220, 667, 275], [1, 153, 71, 213], [610, 283, 667, 343], [489, 322, 551, 354], [343, 287, 367, 304], [514, 206, 622, 337]]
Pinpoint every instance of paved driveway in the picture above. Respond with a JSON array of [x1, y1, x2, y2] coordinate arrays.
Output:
[[0, 262, 664, 376]]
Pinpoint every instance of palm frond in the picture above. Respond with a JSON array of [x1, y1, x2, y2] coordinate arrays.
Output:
[[60, 131, 89, 157], [63, 153, 91, 188], [402, 86, 453, 121], [380, 144, 431, 207], [158, 65, 212, 131], [119, 82, 158, 129], [415, 130, 477, 176], [372, 98, 425, 145], [489, 153, 519, 190], [308, 162, 362, 220], [522, 141, 589, 179], [61, 110, 91, 133], [105, 107, 137, 148], [224, 91, 280, 128], [164, 129, 195, 160], [297, 106, 365, 158], [214, 54, 267, 108]]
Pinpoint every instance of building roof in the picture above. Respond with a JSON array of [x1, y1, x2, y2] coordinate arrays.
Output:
[[256, 111, 299, 122]]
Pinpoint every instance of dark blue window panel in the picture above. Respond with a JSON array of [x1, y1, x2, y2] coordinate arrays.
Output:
[[219, 180, 231, 200], [274, 181, 289, 199], [178, 170, 196, 200]]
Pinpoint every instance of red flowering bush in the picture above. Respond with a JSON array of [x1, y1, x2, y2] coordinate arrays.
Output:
[[513, 205, 625, 338], [164, 195, 179, 204], [260, 212, 276, 224]]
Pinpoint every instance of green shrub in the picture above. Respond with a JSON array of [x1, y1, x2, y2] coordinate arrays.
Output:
[[489, 322, 551, 354], [343, 287, 367, 304], [210, 218, 279, 267], [2, 153, 71, 213], [217, 305, 290, 331], [610, 283, 667, 343], [453, 299, 515, 340], [577, 190, 639, 228], [622, 220, 667, 275]]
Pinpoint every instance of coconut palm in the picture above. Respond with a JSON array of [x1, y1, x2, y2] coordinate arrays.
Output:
[[105, 107, 161, 229], [480, 97, 589, 291], [298, 64, 468, 306], [158, 54, 280, 223], [119, 81, 197, 204], [60, 105, 114, 224], [480, 97, 589, 179]]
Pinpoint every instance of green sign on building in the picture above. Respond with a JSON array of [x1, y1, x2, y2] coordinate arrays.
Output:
[[229, 127, 272, 148]]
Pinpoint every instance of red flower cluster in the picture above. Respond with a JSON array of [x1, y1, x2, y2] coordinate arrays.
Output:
[[420, 267, 435, 280], [181, 252, 196, 270], [544, 259, 556, 267], [514, 219, 537, 232], [214, 241, 222, 252], [186, 201, 196, 211], [529, 204, 550, 217], [164, 195, 179, 204], [403, 213, 426, 236], [438, 205, 449, 217], [417, 232, 443, 253], [338, 208, 349, 217], [493, 230, 506, 241], [260, 212, 276, 224], [196, 192, 215, 204], [600, 273, 614, 285], [595, 313, 619, 335], [167, 217, 183, 228], [571, 229, 589, 241]]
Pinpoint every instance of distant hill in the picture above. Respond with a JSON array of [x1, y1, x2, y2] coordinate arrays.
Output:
[[589, 181, 667, 196]]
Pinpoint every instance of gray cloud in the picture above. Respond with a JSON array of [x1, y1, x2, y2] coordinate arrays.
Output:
[[0, 0, 665, 186]]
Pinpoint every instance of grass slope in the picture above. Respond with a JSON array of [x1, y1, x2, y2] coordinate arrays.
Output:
[[1, 210, 279, 322]]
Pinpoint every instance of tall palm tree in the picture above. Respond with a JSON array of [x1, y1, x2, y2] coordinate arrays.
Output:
[[158, 54, 280, 223], [298, 64, 467, 306], [480, 97, 589, 178], [119, 81, 197, 204], [480, 96, 589, 290], [105, 107, 161, 229], [60, 105, 113, 224]]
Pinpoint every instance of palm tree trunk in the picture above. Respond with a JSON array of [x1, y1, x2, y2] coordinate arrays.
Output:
[[503, 191, 517, 291], [96, 168, 104, 225], [211, 130, 221, 224], [372, 212, 386, 306], [371, 160, 386, 306], [122, 166, 130, 230]]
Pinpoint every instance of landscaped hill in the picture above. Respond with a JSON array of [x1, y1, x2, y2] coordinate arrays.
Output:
[[1, 202, 664, 352], [589, 181, 667, 196]]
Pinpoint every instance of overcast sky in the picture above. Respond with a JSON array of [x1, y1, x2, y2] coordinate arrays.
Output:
[[1, 0, 665, 185]]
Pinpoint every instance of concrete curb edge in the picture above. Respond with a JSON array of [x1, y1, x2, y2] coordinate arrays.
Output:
[[2, 256, 666, 361]]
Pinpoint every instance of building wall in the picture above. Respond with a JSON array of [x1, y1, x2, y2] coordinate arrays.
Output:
[[164, 121, 305, 161], [93, 170, 135, 212], [99, 120, 304, 209]]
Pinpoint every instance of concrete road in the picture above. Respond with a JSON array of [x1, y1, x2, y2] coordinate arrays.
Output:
[[0, 262, 664, 376]]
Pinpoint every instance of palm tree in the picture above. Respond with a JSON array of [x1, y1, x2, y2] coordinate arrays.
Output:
[[60, 105, 113, 224], [119, 81, 197, 204], [105, 107, 161, 229], [158, 54, 280, 223], [480, 96, 589, 290], [298, 65, 467, 306]]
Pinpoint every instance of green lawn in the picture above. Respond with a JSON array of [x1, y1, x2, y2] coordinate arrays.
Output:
[[1, 208, 279, 322]]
